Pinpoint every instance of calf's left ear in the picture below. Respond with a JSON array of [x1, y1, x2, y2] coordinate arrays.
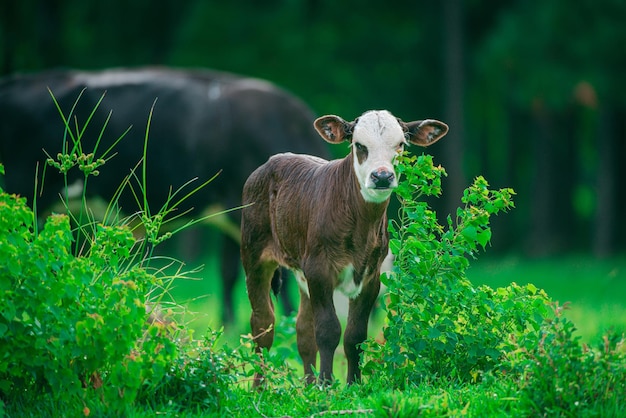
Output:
[[314, 115, 355, 144], [404, 119, 449, 147]]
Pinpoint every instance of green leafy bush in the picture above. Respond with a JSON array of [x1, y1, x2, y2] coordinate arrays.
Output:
[[363, 154, 550, 386], [501, 302, 626, 415], [0, 186, 180, 414], [138, 329, 238, 411], [138, 324, 301, 412]]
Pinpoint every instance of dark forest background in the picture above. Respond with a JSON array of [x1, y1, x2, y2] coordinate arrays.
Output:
[[1, 0, 625, 257]]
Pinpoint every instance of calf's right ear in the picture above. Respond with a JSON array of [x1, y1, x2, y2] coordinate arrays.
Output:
[[314, 115, 354, 144]]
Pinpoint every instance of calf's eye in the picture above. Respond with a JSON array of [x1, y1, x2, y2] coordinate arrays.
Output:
[[353, 142, 368, 163]]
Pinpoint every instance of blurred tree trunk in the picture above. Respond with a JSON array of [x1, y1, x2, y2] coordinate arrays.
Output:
[[555, 109, 578, 251], [592, 106, 616, 257], [527, 102, 557, 256], [442, 0, 466, 217]]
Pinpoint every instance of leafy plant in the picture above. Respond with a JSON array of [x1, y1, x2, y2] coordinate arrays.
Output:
[[363, 153, 550, 386], [0, 186, 180, 414], [501, 302, 626, 416], [138, 323, 302, 413], [137, 329, 238, 411]]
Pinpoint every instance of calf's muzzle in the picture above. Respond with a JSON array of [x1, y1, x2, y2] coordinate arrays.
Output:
[[370, 168, 395, 189]]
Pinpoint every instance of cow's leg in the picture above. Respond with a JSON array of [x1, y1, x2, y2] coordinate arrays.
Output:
[[296, 284, 317, 383], [220, 235, 240, 325], [304, 261, 341, 383], [244, 259, 278, 387], [344, 275, 381, 384]]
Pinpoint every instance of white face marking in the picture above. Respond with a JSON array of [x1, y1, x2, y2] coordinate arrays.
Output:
[[351, 110, 406, 203]]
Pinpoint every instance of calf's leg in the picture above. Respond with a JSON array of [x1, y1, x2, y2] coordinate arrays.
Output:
[[304, 262, 341, 383], [344, 276, 381, 384], [296, 286, 317, 383], [244, 260, 278, 387]]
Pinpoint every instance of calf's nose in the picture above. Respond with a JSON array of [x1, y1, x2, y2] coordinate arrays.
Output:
[[370, 169, 395, 189]]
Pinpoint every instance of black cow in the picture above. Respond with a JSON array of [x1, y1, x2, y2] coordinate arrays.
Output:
[[0, 67, 330, 324]]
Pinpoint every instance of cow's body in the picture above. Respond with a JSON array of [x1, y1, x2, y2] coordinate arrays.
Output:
[[241, 110, 448, 385], [0, 67, 330, 323]]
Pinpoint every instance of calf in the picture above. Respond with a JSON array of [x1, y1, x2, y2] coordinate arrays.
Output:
[[241, 110, 448, 385]]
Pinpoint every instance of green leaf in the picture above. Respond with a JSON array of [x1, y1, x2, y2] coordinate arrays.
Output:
[[477, 229, 492, 248], [461, 225, 478, 242], [427, 327, 442, 339]]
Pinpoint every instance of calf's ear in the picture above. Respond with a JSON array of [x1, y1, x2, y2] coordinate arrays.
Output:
[[314, 115, 355, 144], [404, 119, 449, 147]]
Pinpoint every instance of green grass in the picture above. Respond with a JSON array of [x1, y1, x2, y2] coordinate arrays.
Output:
[[130, 377, 525, 417], [467, 254, 626, 342]]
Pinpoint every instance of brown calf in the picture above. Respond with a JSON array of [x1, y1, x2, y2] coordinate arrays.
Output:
[[241, 110, 448, 385]]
